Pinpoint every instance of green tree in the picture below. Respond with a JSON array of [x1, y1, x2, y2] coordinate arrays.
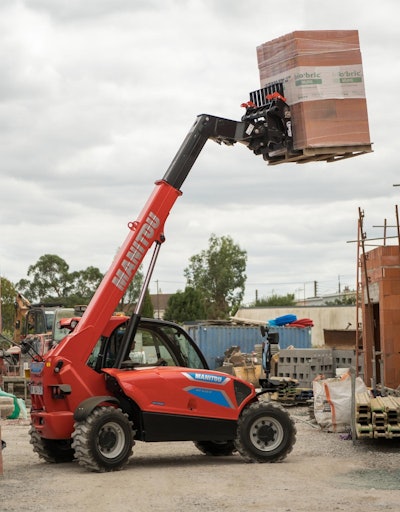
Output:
[[0, 276, 16, 339], [141, 289, 154, 318], [16, 254, 104, 306], [17, 254, 73, 302], [72, 266, 103, 301], [251, 293, 296, 307], [164, 287, 207, 323], [325, 295, 356, 306], [184, 234, 247, 319]]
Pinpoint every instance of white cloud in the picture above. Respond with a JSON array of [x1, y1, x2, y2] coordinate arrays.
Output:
[[1, 0, 399, 306]]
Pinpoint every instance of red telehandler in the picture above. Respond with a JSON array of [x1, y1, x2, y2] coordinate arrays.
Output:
[[25, 91, 298, 472]]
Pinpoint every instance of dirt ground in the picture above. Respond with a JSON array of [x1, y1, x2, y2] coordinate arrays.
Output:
[[1, 406, 399, 512]]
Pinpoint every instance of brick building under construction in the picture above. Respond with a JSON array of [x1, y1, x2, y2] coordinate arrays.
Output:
[[359, 210, 400, 391]]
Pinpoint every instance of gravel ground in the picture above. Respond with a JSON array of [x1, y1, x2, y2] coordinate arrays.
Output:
[[1, 406, 399, 512]]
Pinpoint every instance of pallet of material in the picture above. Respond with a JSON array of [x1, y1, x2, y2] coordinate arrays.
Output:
[[257, 30, 372, 163], [355, 392, 400, 439], [268, 144, 372, 165]]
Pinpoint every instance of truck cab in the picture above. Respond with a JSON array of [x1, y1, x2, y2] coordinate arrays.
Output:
[[87, 316, 208, 371]]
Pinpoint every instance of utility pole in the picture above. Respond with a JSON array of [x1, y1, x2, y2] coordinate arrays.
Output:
[[156, 280, 160, 319]]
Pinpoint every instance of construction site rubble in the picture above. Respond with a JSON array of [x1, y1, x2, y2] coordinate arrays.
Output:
[[215, 345, 263, 387]]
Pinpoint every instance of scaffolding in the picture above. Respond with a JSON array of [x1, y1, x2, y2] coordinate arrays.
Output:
[[354, 204, 400, 395]]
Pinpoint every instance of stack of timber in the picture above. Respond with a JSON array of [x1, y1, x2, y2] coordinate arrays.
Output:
[[355, 392, 400, 439]]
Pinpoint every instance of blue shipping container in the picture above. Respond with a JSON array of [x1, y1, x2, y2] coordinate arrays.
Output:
[[186, 324, 311, 370], [268, 326, 312, 350]]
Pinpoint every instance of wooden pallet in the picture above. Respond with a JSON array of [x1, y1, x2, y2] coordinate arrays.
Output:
[[268, 144, 373, 165]]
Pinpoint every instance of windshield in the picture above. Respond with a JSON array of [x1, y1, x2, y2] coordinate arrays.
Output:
[[44, 311, 55, 331], [87, 321, 207, 371]]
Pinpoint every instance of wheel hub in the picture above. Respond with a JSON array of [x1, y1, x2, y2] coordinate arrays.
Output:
[[97, 421, 125, 458], [249, 416, 284, 452], [257, 423, 276, 443], [99, 427, 117, 452]]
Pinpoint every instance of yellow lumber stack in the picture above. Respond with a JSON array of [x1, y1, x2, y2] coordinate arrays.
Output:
[[355, 392, 400, 439]]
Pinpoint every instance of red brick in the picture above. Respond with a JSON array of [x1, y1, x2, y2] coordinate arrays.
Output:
[[257, 30, 371, 150]]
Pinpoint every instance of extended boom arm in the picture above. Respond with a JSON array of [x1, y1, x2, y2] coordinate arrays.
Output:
[[53, 97, 292, 362]]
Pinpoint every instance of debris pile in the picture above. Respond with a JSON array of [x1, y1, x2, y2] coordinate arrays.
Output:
[[215, 346, 262, 387]]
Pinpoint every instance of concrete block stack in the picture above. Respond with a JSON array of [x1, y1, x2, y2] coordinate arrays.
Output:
[[277, 348, 365, 388], [332, 348, 364, 377], [278, 348, 334, 388]]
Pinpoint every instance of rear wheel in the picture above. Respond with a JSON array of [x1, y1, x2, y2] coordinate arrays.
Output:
[[72, 406, 134, 472], [194, 440, 236, 456], [29, 426, 74, 463], [235, 401, 296, 463]]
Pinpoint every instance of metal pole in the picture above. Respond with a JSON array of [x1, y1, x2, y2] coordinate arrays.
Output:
[[371, 346, 376, 395], [350, 366, 357, 445], [134, 241, 162, 315]]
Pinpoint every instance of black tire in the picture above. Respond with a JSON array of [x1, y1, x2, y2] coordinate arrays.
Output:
[[194, 440, 236, 456], [29, 426, 74, 463], [235, 401, 296, 463], [72, 406, 134, 473]]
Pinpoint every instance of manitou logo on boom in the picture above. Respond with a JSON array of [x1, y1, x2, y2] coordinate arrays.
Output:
[[112, 212, 160, 292]]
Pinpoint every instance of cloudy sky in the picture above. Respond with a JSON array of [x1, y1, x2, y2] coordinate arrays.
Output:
[[1, 0, 399, 305]]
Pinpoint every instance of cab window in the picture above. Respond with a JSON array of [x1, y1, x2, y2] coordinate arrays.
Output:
[[44, 311, 55, 332], [25, 310, 47, 335], [159, 325, 206, 369], [86, 321, 207, 371]]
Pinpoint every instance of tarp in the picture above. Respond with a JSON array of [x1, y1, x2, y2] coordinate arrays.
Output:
[[0, 389, 27, 419]]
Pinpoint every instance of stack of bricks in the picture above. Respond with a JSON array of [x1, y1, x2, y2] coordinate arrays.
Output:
[[356, 392, 400, 439], [360, 245, 400, 389], [256, 30, 372, 162]]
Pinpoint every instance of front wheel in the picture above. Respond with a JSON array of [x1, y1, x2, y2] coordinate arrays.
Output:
[[235, 401, 296, 463], [72, 406, 134, 472]]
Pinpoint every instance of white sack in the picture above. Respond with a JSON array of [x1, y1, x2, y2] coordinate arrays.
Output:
[[313, 372, 368, 433]]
